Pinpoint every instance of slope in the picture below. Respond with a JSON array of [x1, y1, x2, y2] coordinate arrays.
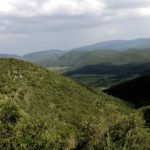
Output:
[[0, 58, 131, 149], [53, 49, 118, 68], [65, 63, 150, 87], [0, 59, 149, 149], [104, 75, 150, 107]]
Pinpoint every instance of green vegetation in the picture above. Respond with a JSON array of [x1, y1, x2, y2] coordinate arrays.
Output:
[[22, 50, 65, 66], [65, 63, 150, 87], [104, 75, 150, 107], [0, 58, 150, 149], [27, 48, 150, 68], [47, 67, 70, 73]]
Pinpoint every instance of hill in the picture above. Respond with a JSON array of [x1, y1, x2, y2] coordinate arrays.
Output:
[[0, 58, 149, 149], [22, 49, 65, 66], [65, 63, 150, 87], [56, 49, 118, 68], [0, 58, 129, 149], [104, 75, 150, 107], [34, 48, 150, 68]]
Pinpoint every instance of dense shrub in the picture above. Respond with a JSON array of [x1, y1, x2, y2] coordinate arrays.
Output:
[[0, 59, 149, 149], [96, 114, 150, 150], [0, 101, 51, 150], [143, 106, 150, 127]]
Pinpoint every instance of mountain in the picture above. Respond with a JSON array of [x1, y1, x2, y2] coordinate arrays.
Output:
[[1, 38, 150, 68], [1, 48, 150, 69], [56, 49, 118, 68], [0, 54, 19, 58], [23, 49, 66, 66], [34, 48, 150, 68], [76, 48, 150, 67], [1, 58, 150, 149], [73, 38, 150, 51], [104, 75, 150, 107]]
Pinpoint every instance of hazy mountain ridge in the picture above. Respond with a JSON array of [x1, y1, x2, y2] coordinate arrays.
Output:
[[0, 54, 20, 58], [1, 38, 150, 68], [72, 38, 150, 51], [22, 49, 66, 65], [23, 48, 150, 68]]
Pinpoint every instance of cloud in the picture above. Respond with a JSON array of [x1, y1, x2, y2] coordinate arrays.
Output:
[[0, 0, 150, 54], [0, 0, 105, 17], [137, 7, 150, 17]]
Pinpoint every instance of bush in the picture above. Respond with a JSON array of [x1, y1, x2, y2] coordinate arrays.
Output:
[[0, 101, 50, 150], [143, 106, 150, 127], [96, 114, 150, 150]]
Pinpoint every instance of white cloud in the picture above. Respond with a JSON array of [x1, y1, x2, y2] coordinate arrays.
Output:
[[0, 0, 150, 19], [137, 7, 150, 17], [0, 0, 105, 17], [43, 0, 105, 16]]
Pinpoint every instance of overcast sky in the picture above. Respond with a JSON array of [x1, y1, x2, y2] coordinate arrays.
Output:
[[0, 0, 150, 55]]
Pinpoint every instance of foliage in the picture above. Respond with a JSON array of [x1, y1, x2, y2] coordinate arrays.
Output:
[[105, 75, 150, 107], [0, 58, 149, 149], [65, 63, 150, 87]]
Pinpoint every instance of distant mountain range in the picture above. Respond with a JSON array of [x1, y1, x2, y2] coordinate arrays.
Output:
[[1, 38, 150, 68], [72, 38, 150, 51], [0, 54, 19, 58]]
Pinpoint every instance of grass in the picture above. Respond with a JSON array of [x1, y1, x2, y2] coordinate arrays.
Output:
[[0, 58, 149, 149]]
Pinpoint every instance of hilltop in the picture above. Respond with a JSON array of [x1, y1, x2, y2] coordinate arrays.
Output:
[[0, 58, 150, 149]]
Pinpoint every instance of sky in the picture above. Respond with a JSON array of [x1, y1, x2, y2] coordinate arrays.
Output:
[[0, 0, 150, 55]]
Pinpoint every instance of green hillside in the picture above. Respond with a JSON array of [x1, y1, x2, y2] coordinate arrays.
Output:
[[0, 59, 150, 149], [57, 49, 118, 68], [32, 48, 150, 69], [104, 75, 150, 107], [23, 50, 65, 66], [65, 63, 150, 87]]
